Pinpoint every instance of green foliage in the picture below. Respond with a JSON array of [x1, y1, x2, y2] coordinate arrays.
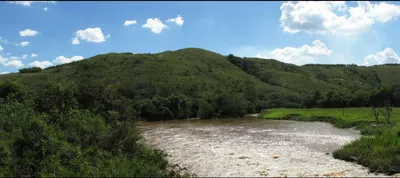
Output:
[[0, 81, 28, 103], [19, 67, 43, 73], [333, 129, 400, 174], [139, 95, 193, 121], [0, 82, 173, 176], [3, 48, 400, 120]]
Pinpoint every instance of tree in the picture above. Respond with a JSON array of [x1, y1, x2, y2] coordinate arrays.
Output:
[[372, 107, 380, 122], [0, 81, 28, 103], [380, 100, 393, 125], [198, 100, 214, 119]]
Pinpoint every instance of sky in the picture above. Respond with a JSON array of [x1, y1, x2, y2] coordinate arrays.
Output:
[[1, 1, 400, 74]]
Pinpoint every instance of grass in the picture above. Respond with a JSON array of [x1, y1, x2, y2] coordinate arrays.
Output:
[[261, 107, 400, 175]]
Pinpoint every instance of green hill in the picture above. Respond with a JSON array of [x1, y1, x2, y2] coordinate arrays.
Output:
[[1, 48, 400, 118], [0, 48, 301, 120]]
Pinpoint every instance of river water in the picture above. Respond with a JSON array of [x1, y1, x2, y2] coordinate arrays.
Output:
[[138, 118, 385, 177]]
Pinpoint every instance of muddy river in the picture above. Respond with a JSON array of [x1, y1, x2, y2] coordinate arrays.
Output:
[[138, 117, 386, 177]]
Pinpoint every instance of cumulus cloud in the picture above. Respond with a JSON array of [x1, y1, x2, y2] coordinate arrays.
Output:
[[31, 53, 37, 58], [3, 60, 24, 68], [167, 15, 184, 26], [8, 1, 56, 6], [280, 1, 400, 36], [53, 56, 84, 64], [72, 27, 107, 44], [29, 60, 53, 69], [124, 20, 137, 26], [0, 72, 9, 75], [142, 18, 168, 34], [43, 7, 48, 11], [0, 45, 3, 51], [363, 48, 400, 66], [256, 40, 333, 65], [20, 41, 29, 47], [20, 29, 38, 37]]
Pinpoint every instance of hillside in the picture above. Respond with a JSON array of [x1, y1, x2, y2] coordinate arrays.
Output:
[[1, 48, 400, 119], [0, 48, 301, 120], [227, 55, 394, 94]]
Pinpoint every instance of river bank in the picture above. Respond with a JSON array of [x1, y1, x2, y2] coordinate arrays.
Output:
[[261, 108, 400, 175]]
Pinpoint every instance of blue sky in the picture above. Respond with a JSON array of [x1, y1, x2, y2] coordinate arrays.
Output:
[[1, 1, 400, 74]]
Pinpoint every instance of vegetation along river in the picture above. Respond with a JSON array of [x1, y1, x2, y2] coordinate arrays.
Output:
[[138, 117, 386, 177]]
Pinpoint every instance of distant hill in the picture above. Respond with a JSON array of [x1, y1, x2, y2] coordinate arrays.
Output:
[[1, 48, 399, 120]]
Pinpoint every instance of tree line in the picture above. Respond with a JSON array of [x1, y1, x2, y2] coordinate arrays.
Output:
[[301, 85, 400, 108]]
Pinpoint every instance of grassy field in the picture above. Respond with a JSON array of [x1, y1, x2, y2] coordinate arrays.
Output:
[[261, 107, 400, 175]]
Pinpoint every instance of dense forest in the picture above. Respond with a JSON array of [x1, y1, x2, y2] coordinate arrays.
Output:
[[0, 81, 173, 176], [1, 48, 400, 176]]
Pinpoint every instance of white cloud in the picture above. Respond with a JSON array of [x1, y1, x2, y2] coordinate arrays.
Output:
[[256, 40, 333, 65], [280, 1, 400, 36], [105, 34, 110, 39], [0, 55, 22, 69], [20, 29, 38, 37], [72, 37, 80, 45], [43, 7, 48, 11], [20, 41, 29, 47], [0, 45, 3, 51], [53, 56, 84, 64], [72, 27, 107, 44], [29, 60, 53, 69], [9, 54, 30, 60], [167, 15, 184, 26], [363, 48, 400, 66], [21, 54, 28, 59], [3, 60, 24, 68], [31, 53, 37, 58], [142, 18, 168, 34], [124, 20, 137, 26], [0, 55, 7, 63], [0, 72, 9, 75], [8, 1, 56, 6]]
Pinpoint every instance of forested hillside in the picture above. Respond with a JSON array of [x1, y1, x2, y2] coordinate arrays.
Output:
[[0, 48, 302, 121], [1, 48, 400, 120], [227, 54, 400, 108]]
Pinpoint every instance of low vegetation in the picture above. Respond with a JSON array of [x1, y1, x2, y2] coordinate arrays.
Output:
[[262, 107, 400, 175]]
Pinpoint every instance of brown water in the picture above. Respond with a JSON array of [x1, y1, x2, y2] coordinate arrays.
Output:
[[138, 118, 386, 177]]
